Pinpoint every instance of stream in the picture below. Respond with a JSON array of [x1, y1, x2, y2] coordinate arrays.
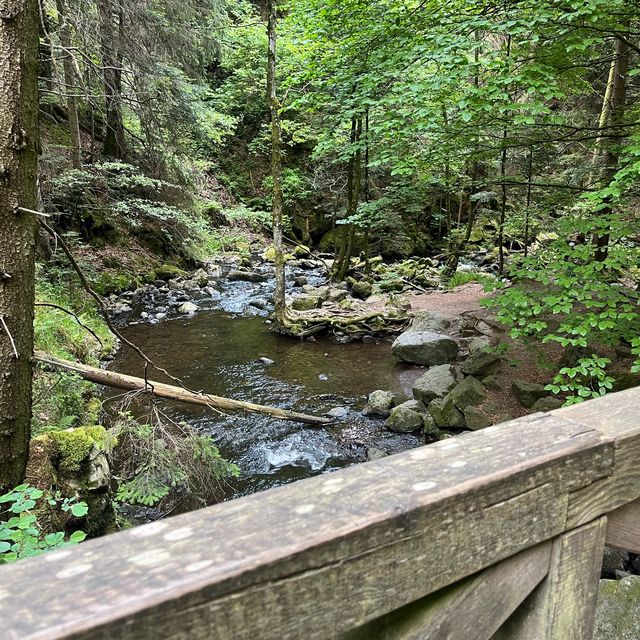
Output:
[[105, 259, 423, 504]]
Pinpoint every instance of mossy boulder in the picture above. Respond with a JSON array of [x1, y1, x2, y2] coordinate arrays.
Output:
[[27, 426, 113, 536], [596, 577, 640, 640], [512, 379, 548, 408], [154, 263, 189, 281], [47, 426, 108, 473], [386, 401, 426, 433]]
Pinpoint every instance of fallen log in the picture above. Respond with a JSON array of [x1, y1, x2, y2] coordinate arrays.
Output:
[[34, 352, 333, 427]]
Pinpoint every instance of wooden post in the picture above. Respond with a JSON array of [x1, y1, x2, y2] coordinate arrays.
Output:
[[493, 518, 607, 640]]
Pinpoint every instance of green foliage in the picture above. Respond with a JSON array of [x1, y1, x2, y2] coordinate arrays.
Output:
[[446, 270, 496, 289], [485, 212, 639, 401], [0, 485, 87, 564], [546, 355, 615, 405], [108, 413, 239, 507]]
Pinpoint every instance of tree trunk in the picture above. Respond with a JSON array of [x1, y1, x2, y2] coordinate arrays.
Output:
[[333, 117, 362, 282], [267, 0, 286, 327], [55, 0, 82, 170], [0, 0, 39, 492], [591, 33, 629, 261], [97, 0, 126, 159], [497, 35, 511, 276], [35, 353, 332, 427]]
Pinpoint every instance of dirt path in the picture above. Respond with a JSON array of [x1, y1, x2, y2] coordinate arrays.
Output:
[[408, 283, 486, 319]]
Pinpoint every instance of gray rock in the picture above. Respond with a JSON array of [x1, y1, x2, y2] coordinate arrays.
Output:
[[293, 276, 308, 287], [326, 407, 349, 419], [193, 268, 210, 287], [396, 399, 427, 413], [178, 302, 198, 314], [327, 288, 348, 303], [259, 357, 275, 366], [155, 312, 167, 320], [112, 302, 132, 315], [140, 311, 149, 320], [412, 365, 457, 404], [423, 413, 444, 440], [290, 295, 322, 311], [410, 311, 450, 333], [461, 350, 502, 377], [386, 404, 425, 433], [366, 447, 388, 461], [602, 547, 630, 579], [464, 406, 492, 430], [168, 278, 185, 291], [318, 374, 328, 381], [363, 390, 396, 417], [482, 375, 502, 391], [449, 376, 486, 410], [531, 396, 564, 412], [512, 379, 548, 408], [249, 298, 269, 310], [468, 335, 492, 353], [352, 281, 373, 300], [429, 395, 465, 429], [228, 270, 268, 283], [392, 331, 459, 366], [596, 576, 640, 640]]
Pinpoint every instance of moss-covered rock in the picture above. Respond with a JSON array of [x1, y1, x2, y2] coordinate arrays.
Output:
[[596, 577, 640, 640], [154, 263, 189, 281], [47, 426, 108, 473], [27, 426, 114, 536]]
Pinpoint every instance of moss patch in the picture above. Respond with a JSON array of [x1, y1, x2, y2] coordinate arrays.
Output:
[[46, 426, 108, 473]]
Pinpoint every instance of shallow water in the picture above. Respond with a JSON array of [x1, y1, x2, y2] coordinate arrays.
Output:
[[106, 263, 422, 502]]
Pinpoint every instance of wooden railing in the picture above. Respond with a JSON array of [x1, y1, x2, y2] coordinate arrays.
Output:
[[1, 387, 639, 640]]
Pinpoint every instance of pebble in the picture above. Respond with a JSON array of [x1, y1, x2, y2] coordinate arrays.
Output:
[[319, 374, 328, 381], [259, 357, 275, 366]]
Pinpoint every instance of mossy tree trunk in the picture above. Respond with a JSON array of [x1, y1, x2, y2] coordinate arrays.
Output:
[[591, 31, 629, 262], [0, 0, 39, 492], [267, 0, 286, 326], [333, 116, 362, 282]]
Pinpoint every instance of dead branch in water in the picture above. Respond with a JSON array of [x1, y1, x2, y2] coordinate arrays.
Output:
[[34, 352, 333, 427]]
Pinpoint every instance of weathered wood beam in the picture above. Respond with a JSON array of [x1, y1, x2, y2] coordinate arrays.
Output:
[[34, 351, 332, 427], [605, 498, 640, 554], [0, 411, 613, 640], [558, 388, 640, 528], [492, 518, 607, 640], [344, 541, 553, 640]]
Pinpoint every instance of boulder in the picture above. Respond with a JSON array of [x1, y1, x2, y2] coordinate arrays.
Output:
[[293, 276, 307, 287], [178, 302, 197, 314], [429, 395, 465, 429], [449, 376, 486, 410], [412, 365, 457, 404], [228, 270, 269, 283], [531, 396, 563, 412], [468, 335, 492, 353], [512, 379, 548, 408], [464, 406, 492, 430], [366, 447, 388, 461], [392, 331, 459, 366], [192, 268, 210, 287], [290, 295, 322, 311], [461, 350, 502, 377], [386, 402, 425, 433], [423, 413, 444, 440], [482, 375, 502, 391], [363, 390, 396, 417], [410, 311, 450, 333], [351, 281, 373, 300], [327, 288, 348, 303], [326, 407, 349, 419], [596, 576, 640, 640]]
